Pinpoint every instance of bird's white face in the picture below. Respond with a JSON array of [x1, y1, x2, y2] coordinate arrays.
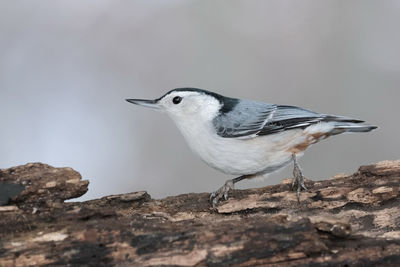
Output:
[[159, 91, 221, 120], [127, 90, 222, 123]]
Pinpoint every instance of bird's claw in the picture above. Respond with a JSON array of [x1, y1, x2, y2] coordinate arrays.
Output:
[[292, 157, 308, 203], [210, 180, 234, 209], [292, 177, 308, 191]]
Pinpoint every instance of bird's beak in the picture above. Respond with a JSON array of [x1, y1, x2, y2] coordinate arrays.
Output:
[[126, 98, 160, 110]]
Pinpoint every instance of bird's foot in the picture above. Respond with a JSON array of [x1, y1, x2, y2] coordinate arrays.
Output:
[[292, 173, 308, 203], [210, 179, 234, 209], [291, 154, 308, 203]]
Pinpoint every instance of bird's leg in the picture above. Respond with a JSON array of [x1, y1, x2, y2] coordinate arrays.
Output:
[[291, 153, 308, 203], [210, 175, 249, 209]]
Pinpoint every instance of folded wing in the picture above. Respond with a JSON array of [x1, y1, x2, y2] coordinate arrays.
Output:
[[213, 100, 368, 139]]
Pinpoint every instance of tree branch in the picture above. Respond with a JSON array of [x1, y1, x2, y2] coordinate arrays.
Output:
[[1, 161, 400, 266]]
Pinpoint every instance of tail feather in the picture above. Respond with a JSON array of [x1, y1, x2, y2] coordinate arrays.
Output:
[[322, 115, 377, 135], [331, 123, 377, 135], [335, 124, 377, 132]]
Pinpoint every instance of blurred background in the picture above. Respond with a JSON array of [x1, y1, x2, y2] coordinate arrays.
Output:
[[0, 1, 399, 201]]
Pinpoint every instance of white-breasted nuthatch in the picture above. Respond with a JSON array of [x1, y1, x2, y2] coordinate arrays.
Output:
[[127, 88, 377, 208]]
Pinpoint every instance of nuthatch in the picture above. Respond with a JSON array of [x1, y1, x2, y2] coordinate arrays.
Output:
[[127, 88, 377, 208]]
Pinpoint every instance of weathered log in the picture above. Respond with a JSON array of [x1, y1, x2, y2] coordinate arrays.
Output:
[[0, 161, 400, 266]]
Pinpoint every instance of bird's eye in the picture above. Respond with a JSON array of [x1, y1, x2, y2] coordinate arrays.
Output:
[[172, 96, 182, 104]]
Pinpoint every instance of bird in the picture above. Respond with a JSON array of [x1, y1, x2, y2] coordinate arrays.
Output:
[[126, 88, 377, 208]]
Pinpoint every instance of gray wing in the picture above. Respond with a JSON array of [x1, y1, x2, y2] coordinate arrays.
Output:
[[213, 99, 352, 138]]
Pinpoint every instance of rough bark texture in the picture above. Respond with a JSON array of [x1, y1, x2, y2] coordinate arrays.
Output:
[[0, 161, 400, 266]]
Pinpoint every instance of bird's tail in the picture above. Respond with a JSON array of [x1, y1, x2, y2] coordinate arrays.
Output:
[[322, 115, 378, 135], [332, 124, 377, 134]]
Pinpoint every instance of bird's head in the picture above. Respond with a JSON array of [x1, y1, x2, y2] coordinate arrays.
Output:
[[127, 88, 236, 122]]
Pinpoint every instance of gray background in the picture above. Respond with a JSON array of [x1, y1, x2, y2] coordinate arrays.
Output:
[[1, 1, 399, 201]]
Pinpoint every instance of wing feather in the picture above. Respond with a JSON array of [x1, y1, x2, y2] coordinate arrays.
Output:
[[213, 101, 325, 138]]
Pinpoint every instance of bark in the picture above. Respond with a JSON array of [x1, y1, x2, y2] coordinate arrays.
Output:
[[0, 161, 400, 266]]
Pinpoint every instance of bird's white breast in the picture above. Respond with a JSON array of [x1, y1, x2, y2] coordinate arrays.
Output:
[[169, 113, 308, 176]]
